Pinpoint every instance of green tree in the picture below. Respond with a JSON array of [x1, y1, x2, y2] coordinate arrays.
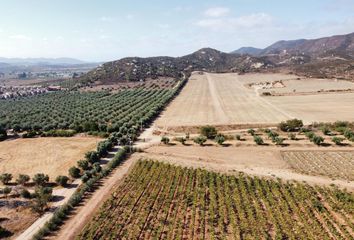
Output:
[[332, 137, 345, 145], [85, 151, 100, 164], [215, 134, 226, 145], [279, 119, 303, 132], [174, 137, 186, 145], [200, 126, 217, 139], [254, 136, 264, 145], [193, 135, 207, 146], [32, 173, 49, 186], [161, 136, 170, 145], [17, 174, 30, 186], [68, 166, 81, 178], [55, 175, 69, 187], [0, 173, 12, 185], [77, 160, 90, 171], [247, 129, 256, 136], [31, 187, 53, 214], [2, 187, 11, 198], [0, 127, 7, 141], [312, 136, 324, 146]]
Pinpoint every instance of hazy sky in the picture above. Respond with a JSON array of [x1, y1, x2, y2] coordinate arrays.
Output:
[[1, 0, 354, 61]]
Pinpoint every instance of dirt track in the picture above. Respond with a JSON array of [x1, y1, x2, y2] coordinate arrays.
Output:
[[155, 72, 291, 128]]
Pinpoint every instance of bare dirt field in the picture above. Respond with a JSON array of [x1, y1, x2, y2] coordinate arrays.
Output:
[[268, 93, 354, 123], [155, 72, 354, 131], [155, 72, 291, 129], [132, 146, 354, 190], [0, 137, 99, 181]]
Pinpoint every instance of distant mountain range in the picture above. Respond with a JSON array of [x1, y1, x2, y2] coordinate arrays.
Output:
[[232, 32, 354, 58], [0, 57, 87, 66], [73, 32, 354, 86]]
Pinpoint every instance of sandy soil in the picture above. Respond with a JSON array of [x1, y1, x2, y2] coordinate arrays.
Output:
[[132, 146, 354, 191], [268, 93, 354, 123], [0, 201, 37, 240], [155, 72, 291, 128], [0, 137, 99, 181], [155, 72, 354, 129]]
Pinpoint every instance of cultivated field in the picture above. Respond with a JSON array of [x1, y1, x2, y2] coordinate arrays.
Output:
[[282, 151, 354, 181], [132, 146, 354, 190], [0, 137, 99, 180], [155, 72, 354, 130], [79, 160, 354, 239]]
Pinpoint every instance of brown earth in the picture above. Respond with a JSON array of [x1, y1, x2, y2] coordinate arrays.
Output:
[[0, 137, 100, 181]]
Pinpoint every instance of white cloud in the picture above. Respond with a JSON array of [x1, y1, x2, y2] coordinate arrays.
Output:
[[157, 23, 170, 29], [9, 34, 32, 40], [125, 14, 135, 20], [99, 16, 113, 22], [196, 13, 273, 31], [204, 7, 230, 17]]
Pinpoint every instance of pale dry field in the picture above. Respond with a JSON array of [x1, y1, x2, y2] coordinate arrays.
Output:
[[155, 72, 291, 128], [0, 137, 99, 180], [155, 72, 354, 129], [240, 74, 354, 94], [267, 93, 354, 123]]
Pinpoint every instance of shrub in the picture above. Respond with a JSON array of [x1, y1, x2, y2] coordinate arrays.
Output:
[[85, 151, 100, 164], [193, 136, 207, 146], [55, 176, 69, 187], [273, 137, 285, 145], [174, 137, 186, 145], [320, 126, 331, 135], [253, 136, 264, 145], [235, 134, 241, 141], [200, 126, 217, 139], [2, 186, 11, 197], [305, 131, 315, 141], [68, 166, 81, 178], [0, 173, 12, 185], [20, 189, 31, 199], [247, 129, 256, 136], [214, 134, 226, 145], [332, 137, 345, 145], [279, 119, 303, 132], [77, 160, 90, 171], [161, 136, 170, 145], [33, 173, 49, 186], [81, 174, 90, 183], [31, 187, 53, 214], [288, 133, 297, 140], [312, 136, 324, 146], [17, 174, 30, 186], [0, 127, 7, 141]]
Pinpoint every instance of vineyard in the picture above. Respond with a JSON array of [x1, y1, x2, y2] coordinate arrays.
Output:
[[79, 160, 354, 240], [0, 88, 175, 133], [282, 151, 354, 181]]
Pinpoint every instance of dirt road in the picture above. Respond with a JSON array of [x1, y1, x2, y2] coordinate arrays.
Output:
[[48, 128, 160, 240]]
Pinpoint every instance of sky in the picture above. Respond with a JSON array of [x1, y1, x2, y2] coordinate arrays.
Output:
[[0, 0, 354, 62]]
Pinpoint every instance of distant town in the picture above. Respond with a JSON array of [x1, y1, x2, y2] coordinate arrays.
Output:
[[0, 85, 62, 99]]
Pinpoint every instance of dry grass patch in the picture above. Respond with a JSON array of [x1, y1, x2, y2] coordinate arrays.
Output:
[[0, 137, 99, 181]]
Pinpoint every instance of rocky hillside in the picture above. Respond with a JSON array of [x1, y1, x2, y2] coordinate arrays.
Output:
[[234, 32, 354, 58], [79, 48, 271, 85]]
